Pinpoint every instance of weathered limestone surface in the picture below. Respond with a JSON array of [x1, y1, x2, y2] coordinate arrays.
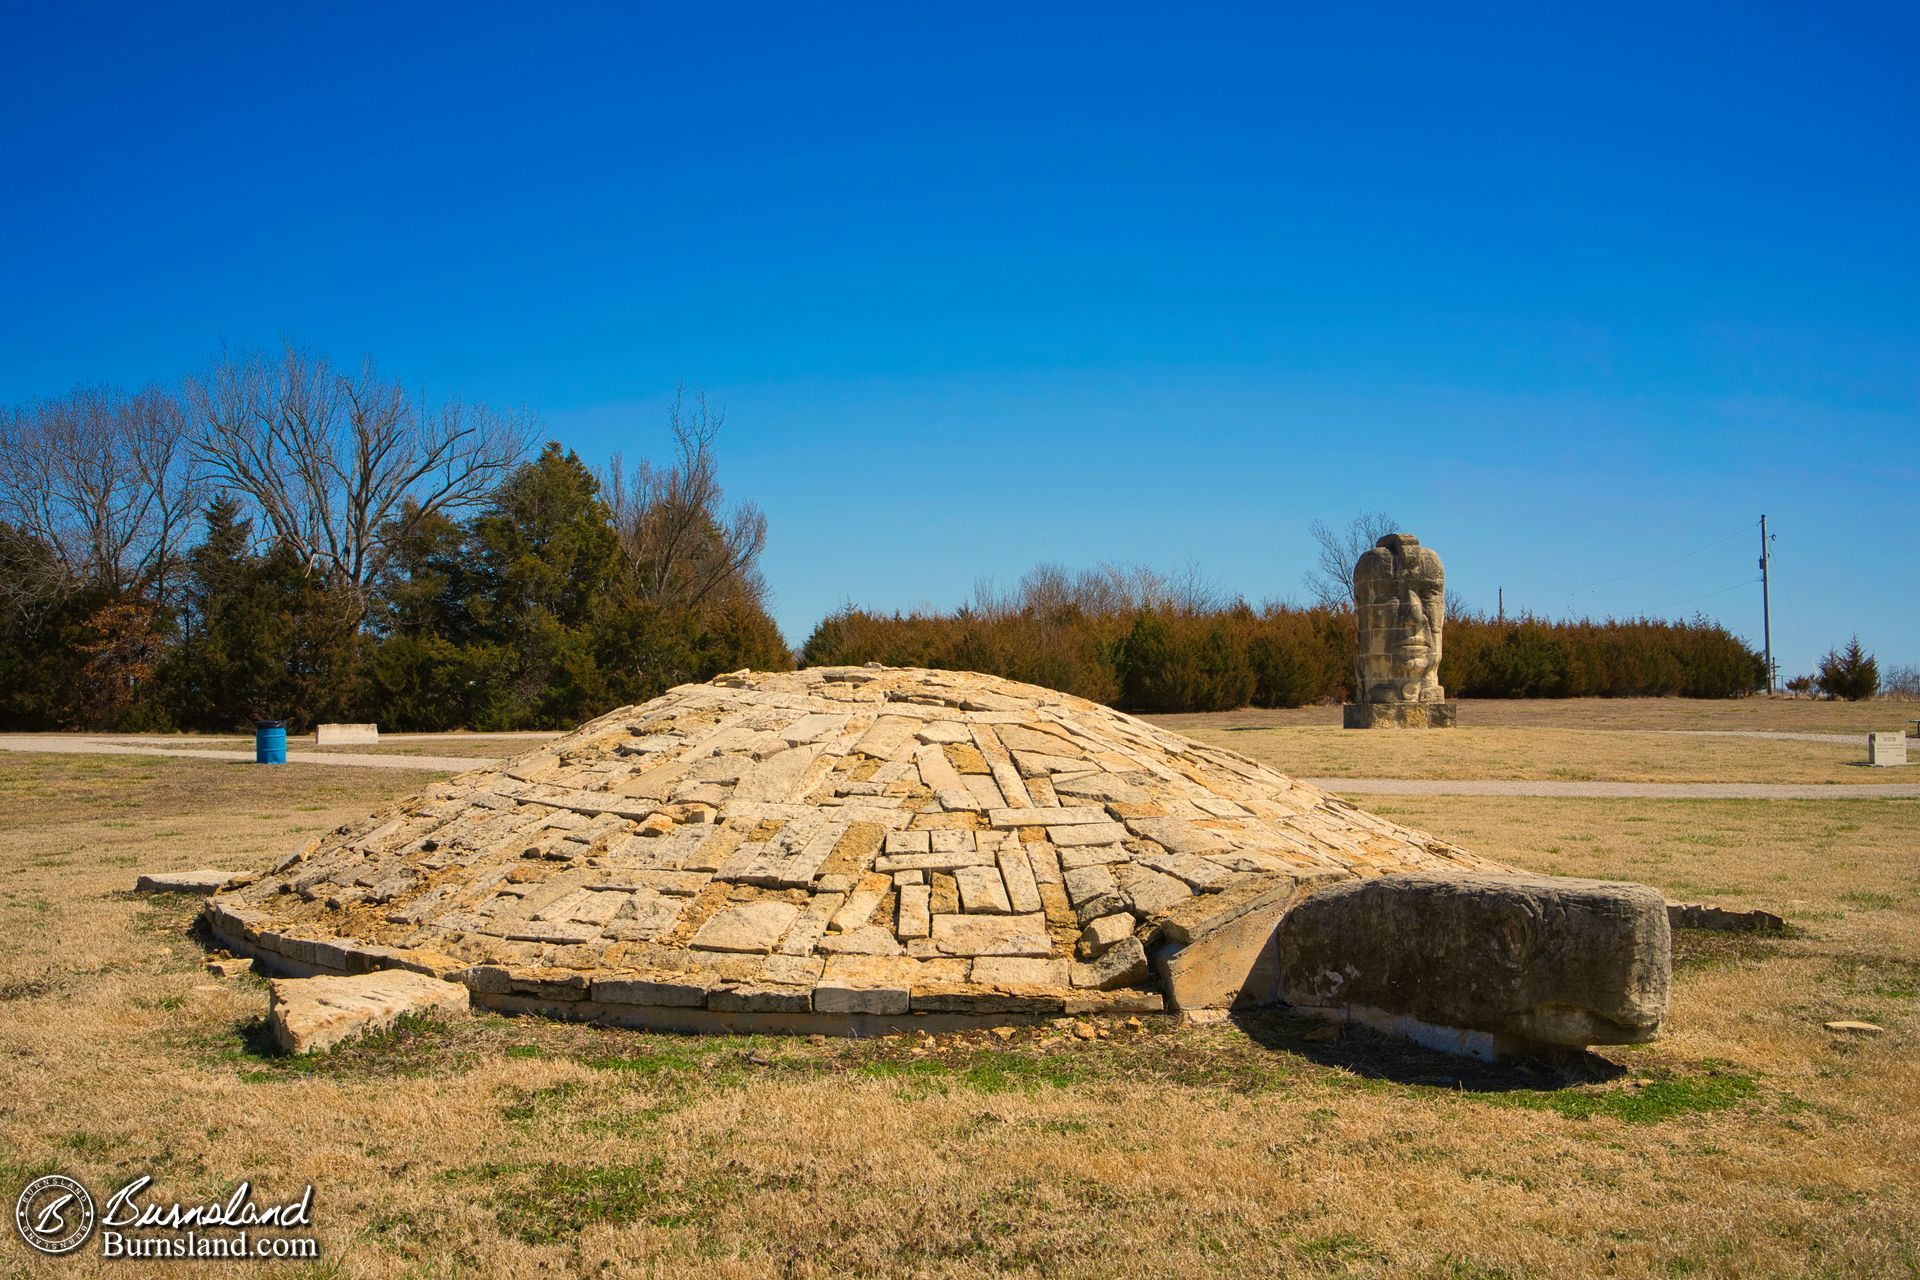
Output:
[[1277, 873, 1671, 1047], [207, 665, 1558, 1036], [1343, 702, 1457, 729], [268, 970, 468, 1054], [316, 723, 379, 746], [1344, 533, 1457, 730], [136, 868, 242, 896], [1152, 871, 1348, 1012]]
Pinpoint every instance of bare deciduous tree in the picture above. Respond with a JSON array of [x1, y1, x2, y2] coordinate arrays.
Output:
[[1302, 510, 1401, 608], [0, 385, 203, 610], [968, 561, 1229, 621], [600, 389, 768, 611], [187, 343, 533, 620]]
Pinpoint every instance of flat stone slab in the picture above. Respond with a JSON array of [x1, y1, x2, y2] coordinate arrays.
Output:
[[135, 868, 241, 895], [316, 722, 380, 745], [1667, 902, 1785, 933], [267, 970, 469, 1054], [929, 913, 1052, 957], [692, 900, 799, 954]]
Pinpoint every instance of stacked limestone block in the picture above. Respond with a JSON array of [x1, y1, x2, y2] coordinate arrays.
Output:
[[207, 666, 1508, 1029]]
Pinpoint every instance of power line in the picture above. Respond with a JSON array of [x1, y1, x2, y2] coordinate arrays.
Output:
[[1640, 577, 1761, 615], [1504, 519, 1759, 595]]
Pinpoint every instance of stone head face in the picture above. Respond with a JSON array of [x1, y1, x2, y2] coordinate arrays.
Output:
[[1353, 533, 1446, 704]]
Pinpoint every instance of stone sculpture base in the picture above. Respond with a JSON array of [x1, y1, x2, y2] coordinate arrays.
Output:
[[1343, 701, 1457, 729]]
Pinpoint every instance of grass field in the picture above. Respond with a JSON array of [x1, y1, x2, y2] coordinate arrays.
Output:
[[1152, 698, 1919, 785], [1176, 725, 1902, 784], [0, 739, 1915, 1278], [1150, 696, 1920, 735]]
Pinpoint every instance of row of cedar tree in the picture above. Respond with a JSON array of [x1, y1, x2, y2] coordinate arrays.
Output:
[[1, 352, 1764, 732], [802, 593, 1765, 714]]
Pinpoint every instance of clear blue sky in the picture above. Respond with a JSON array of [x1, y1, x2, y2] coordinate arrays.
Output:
[[3, 3, 1914, 676]]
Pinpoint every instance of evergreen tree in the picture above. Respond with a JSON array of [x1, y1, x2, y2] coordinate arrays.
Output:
[[0, 523, 87, 727], [464, 444, 623, 726], [163, 500, 364, 729], [1815, 636, 1879, 701]]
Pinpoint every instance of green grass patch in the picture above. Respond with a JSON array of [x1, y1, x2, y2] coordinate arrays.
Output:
[[501, 1080, 585, 1121], [457, 1158, 749, 1243], [853, 1048, 1085, 1096], [1828, 955, 1920, 1001], [582, 1047, 712, 1076], [1478, 1065, 1757, 1124]]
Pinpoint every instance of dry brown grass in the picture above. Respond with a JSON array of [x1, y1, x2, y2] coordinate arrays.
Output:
[[0, 753, 1915, 1278], [1152, 696, 1919, 734], [1180, 725, 1904, 784], [84, 733, 556, 760]]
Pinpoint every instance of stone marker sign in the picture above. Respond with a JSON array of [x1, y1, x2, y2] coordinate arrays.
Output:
[[1867, 732, 1908, 767], [1344, 533, 1458, 728], [316, 722, 379, 745]]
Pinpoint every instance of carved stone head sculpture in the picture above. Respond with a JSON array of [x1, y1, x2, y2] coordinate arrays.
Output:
[[1354, 533, 1446, 704]]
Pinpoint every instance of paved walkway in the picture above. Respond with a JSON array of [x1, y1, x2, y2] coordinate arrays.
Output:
[[1, 733, 1915, 799]]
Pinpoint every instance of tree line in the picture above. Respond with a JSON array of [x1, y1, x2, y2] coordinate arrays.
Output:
[[3, 361, 1817, 729], [800, 563, 1769, 712], [0, 349, 788, 730]]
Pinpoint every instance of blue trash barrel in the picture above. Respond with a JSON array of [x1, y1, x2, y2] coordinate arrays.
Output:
[[254, 720, 287, 765]]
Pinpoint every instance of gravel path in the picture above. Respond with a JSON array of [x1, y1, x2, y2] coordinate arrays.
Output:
[[0, 735, 483, 772], [1, 733, 1914, 798], [1654, 729, 1876, 745]]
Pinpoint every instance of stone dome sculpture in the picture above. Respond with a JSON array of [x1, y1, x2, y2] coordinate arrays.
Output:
[[208, 666, 1669, 1057]]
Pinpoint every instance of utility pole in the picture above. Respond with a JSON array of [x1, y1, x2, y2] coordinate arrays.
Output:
[[1759, 515, 1774, 694], [1497, 587, 1504, 623]]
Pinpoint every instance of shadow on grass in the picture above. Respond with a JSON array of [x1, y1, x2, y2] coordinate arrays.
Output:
[[1229, 1007, 1629, 1092], [1672, 927, 1794, 972], [1231, 1008, 1763, 1123]]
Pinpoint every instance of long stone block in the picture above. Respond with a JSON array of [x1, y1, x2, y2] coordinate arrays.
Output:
[[928, 913, 1051, 957], [1277, 873, 1669, 1047]]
